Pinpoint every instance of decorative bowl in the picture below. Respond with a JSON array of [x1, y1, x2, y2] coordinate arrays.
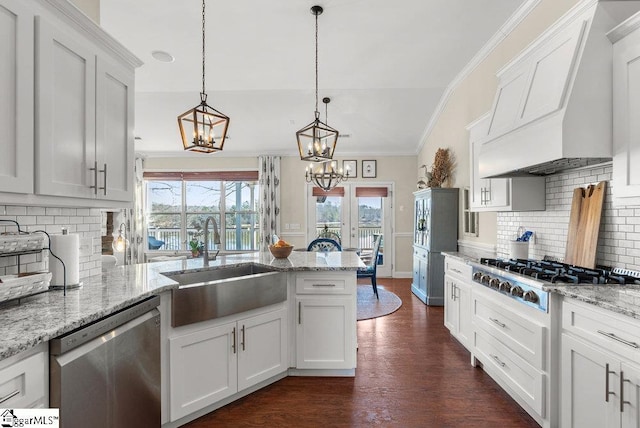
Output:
[[269, 245, 293, 259]]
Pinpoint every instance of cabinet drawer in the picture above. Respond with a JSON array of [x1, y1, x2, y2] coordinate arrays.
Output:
[[562, 298, 640, 363], [474, 328, 545, 417], [444, 257, 471, 281], [413, 247, 427, 259], [0, 350, 46, 408], [295, 272, 354, 294], [473, 293, 545, 369]]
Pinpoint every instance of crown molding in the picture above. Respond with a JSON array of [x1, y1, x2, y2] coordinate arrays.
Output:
[[415, 0, 544, 155], [41, 0, 143, 69]]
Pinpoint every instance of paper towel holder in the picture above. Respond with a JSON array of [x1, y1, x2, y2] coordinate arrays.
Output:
[[48, 228, 83, 292]]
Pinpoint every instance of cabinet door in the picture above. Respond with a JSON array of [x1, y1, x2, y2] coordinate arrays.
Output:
[[444, 277, 458, 334], [0, 0, 34, 194], [169, 322, 237, 422], [561, 334, 620, 428], [613, 28, 640, 204], [96, 57, 134, 202], [237, 308, 288, 391], [622, 362, 640, 428], [296, 296, 355, 369], [456, 281, 473, 349], [35, 16, 96, 198]]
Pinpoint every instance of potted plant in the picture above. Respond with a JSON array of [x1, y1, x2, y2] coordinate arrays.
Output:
[[189, 239, 202, 257]]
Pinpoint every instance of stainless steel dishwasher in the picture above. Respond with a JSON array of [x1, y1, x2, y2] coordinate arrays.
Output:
[[50, 295, 161, 428]]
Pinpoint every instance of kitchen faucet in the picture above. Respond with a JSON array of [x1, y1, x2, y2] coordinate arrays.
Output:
[[203, 216, 221, 265]]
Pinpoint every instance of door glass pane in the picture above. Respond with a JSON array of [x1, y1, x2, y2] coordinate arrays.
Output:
[[146, 181, 182, 250], [358, 197, 382, 250], [315, 196, 342, 241]]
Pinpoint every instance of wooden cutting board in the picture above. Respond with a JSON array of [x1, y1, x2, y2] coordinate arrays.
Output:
[[564, 181, 606, 268]]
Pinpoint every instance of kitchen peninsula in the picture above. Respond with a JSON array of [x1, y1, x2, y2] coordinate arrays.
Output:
[[0, 251, 364, 425]]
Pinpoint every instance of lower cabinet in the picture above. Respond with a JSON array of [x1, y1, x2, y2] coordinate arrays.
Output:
[[295, 296, 355, 369], [444, 276, 472, 349], [0, 343, 47, 408], [561, 298, 640, 428], [169, 307, 287, 421]]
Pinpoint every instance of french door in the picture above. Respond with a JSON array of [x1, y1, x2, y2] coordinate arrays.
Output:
[[307, 183, 392, 277]]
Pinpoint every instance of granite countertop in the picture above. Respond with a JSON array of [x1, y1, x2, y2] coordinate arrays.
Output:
[[0, 251, 363, 361], [441, 251, 481, 264], [545, 284, 640, 321]]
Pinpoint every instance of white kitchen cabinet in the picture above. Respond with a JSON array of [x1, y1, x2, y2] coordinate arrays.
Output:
[[35, 16, 135, 202], [293, 272, 356, 371], [467, 112, 545, 212], [443, 256, 472, 350], [0, 0, 34, 194], [561, 298, 640, 428], [169, 307, 287, 422], [0, 343, 48, 409], [612, 15, 640, 206]]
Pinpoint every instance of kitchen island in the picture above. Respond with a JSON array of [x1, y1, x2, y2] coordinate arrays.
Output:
[[0, 250, 363, 360]]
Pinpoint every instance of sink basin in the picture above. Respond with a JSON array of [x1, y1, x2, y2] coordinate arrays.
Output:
[[165, 264, 273, 286], [165, 264, 286, 327]]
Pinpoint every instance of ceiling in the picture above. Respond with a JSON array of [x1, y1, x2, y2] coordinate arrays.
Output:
[[99, 0, 527, 158]]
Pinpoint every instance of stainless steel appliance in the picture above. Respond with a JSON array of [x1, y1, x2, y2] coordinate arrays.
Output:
[[471, 258, 640, 313], [50, 296, 161, 428]]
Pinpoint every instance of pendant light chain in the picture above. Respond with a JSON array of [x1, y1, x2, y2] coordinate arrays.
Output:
[[314, 10, 319, 120], [201, 0, 206, 97]]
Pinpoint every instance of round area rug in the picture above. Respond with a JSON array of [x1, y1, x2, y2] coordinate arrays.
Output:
[[357, 284, 402, 321]]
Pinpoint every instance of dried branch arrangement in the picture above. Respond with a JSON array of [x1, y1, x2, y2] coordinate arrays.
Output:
[[418, 148, 455, 188]]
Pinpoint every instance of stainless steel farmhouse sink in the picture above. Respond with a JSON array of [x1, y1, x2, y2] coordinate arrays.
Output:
[[164, 264, 287, 327]]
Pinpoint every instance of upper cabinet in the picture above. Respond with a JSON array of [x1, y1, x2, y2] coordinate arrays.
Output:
[[468, 113, 545, 212], [0, 0, 140, 205], [611, 13, 640, 206], [0, 0, 34, 194]]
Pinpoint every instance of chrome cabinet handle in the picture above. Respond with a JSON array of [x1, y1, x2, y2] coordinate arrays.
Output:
[[99, 163, 107, 196], [0, 389, 20, 404], [312, 283, 336, 287], [298, 301, 302, 324], [231, 327, 236, 354], [241, 325, 246, 351], [451, 268, 462, 274], [89, 161, 98, 194], [486, 186, 491, 203], [490, 354, 506, 367], [605, 363, 615, 402], [489, 317, 506, 328], [621, 371, 631, 412], [597, 330, 640, 349]]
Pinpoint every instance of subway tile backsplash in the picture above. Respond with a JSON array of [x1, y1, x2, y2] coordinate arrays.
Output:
[[0, 206, 102, 278], [497, 163, 640, 271]]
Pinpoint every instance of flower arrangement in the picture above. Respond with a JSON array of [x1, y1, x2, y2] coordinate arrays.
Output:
[[418, 148, 455, 188]]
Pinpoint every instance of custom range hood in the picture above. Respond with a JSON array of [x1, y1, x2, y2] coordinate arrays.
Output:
[[478, 1, 640, 179]]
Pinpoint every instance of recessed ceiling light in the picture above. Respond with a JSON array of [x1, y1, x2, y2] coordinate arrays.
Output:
[[151, 50, 175, 63]]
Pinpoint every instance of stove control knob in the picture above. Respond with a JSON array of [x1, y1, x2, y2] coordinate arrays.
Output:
[[523, 290, 539, 303], [480, 274, 491, 285], [510, 286, 524, 298], [499, 281, 512, 293], [472, 272, 483, 282], [489, 278, 501, 289]]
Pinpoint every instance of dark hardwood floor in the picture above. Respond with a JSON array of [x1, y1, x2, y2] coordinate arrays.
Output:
[[185, 278, 540, 427]]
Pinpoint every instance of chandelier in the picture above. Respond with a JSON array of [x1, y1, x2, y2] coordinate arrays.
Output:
[[306, 160, 349, 191], [178, 0, 230, 153], [296, 5, 339, 163]]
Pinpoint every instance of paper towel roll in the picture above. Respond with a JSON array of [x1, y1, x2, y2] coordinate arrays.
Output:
[[50, 233, 80, 287]]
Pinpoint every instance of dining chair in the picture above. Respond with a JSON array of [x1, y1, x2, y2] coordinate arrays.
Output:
[[307, 238, 342, 252], [357, 234, 383, 299]]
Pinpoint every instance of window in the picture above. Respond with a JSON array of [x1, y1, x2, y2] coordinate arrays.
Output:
[[463, 188, 478, 236], [144, 172, 260, 252]]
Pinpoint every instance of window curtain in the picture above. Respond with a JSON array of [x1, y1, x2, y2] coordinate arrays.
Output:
[[259, 156, 281, 251]]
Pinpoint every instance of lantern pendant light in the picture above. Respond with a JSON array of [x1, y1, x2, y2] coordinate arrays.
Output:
[[178, 0, 230, 153], [305, 97, 349, 191], [296, 5, 339, 163]]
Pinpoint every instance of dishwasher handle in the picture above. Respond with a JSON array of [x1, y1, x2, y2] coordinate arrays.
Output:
[[50, 295, 160, 355]]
